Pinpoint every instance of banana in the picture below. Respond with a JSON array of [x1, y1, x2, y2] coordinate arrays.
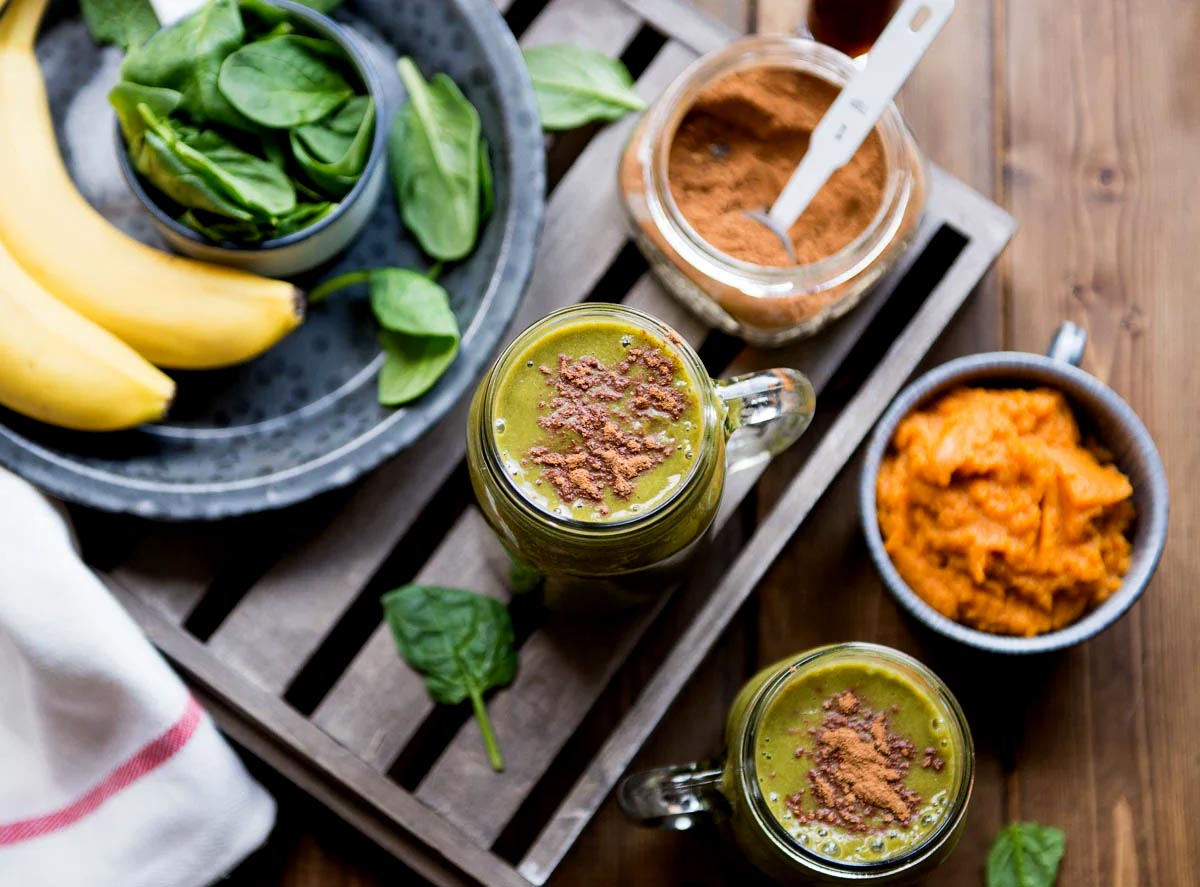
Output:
[[0, 233, 174, 431], [0, 0, 304, 370]]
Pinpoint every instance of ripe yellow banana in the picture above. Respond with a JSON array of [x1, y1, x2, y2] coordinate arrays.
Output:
[[0, 233, 174, 431], [0, 0, 304, 370]]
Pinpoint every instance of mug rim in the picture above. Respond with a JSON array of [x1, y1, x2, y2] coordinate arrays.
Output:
[[859, 351, 1169, 655]]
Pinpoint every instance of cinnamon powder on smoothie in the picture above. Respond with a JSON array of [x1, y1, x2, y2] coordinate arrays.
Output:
[[667, 66, 887, 268]]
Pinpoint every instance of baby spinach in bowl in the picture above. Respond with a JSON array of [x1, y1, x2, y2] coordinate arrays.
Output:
[[112, 0, 388, 276]]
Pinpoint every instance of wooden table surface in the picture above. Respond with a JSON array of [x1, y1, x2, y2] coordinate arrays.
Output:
[[224, 0, 1199, 884]]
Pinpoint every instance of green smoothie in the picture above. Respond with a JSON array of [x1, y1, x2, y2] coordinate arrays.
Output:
[[754, 661, 959, 865], [492, 317, 705, 523]]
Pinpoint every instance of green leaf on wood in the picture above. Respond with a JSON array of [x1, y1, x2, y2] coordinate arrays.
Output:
[[522, 44, 645, 131], [382, 585, 516, 771], [986, 823, 1066, 887]]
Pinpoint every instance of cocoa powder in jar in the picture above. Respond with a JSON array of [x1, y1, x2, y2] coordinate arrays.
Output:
[[667, 66, 888, 268]]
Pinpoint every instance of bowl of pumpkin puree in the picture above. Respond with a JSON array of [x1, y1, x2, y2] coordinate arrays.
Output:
[[859, 323, 1168, 654]]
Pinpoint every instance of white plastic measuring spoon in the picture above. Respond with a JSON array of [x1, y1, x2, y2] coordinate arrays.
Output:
[[746, 0, 955, 263]]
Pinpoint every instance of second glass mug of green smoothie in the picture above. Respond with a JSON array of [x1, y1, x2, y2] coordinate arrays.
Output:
[[466, 302, 815, 611], [618, 644, 975, 884]]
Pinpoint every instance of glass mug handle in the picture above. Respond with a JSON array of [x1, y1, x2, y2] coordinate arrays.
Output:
[[715, 368, 816, 474], [618, 761, 729, 830]]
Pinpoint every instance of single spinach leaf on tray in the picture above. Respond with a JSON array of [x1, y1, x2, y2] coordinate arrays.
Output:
[[522, 44, 645, 130], [986, 823, 1066, 887], [81, 0, 159, 51], [390, 57, 481, 261], [121, 0, 251, 130], [382, 585, 516, 772], [218, 34, 354, 128]]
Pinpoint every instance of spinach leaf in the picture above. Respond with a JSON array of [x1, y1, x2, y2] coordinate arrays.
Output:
[[110, 82, 182, 143], [382, 585, 516, 772], [132, 127, 256, 220], [293, 0, 345, 11], [508, 556, 542, 594], [372, 268, 460, 405], [522, 44, 645, 130], [81, 0, 159, 51], [178, 210, 267, 243], [479, 137, 494, 220], [274, 201, 337, 237], [122, 0, 251, 130], [306, 267, 460, 406], [296, 95, 371, 163], [218, 34, 353, 128], [986, 823, 1066, 887], [390, 57, 481, 261], [237, 0, 288, 33], [290, 97, 376, 198], [177, 129, 297, 217]]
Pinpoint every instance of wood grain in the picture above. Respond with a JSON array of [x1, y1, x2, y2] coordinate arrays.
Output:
[[1002, 0, 1200, 883]]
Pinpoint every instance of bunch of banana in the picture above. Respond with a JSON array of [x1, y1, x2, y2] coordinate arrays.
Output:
[[0, 0, 305, 432]]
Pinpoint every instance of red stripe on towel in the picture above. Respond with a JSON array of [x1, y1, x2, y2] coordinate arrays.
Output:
[[0, 696, 205, 845]]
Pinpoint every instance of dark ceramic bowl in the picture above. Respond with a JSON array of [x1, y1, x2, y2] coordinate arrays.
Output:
[[0, 0, 544, 519], [859, 324, 1169, 654], [114, 0, 389, 277]]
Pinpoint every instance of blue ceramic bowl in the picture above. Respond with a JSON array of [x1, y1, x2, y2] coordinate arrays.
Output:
[[115, 0, 388, 277], [859, 324, 1169, 654]]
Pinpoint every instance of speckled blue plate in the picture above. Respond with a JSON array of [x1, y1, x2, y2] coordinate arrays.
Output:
[[0, 0, 544, 520]]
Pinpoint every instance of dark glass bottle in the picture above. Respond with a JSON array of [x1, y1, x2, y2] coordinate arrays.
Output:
[[807, 0, 902, 58]]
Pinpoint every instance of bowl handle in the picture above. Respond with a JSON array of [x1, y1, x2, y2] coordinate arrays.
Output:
[[1047, 321, 1087, 366]]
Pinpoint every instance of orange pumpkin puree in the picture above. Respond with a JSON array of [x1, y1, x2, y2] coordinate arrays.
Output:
[[876, 387, 1135, 637]]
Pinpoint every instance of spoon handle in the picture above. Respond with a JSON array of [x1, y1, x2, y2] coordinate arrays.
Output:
[[768, 0, 955, 231]]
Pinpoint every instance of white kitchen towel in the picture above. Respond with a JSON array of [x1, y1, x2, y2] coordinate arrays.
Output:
[[0, 469, 276, 887]]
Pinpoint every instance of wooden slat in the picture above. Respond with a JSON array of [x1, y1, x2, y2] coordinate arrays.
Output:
[[519, 0, 641, 50], [206, 32, 692, 697], [109, 528, 216, 623], [413, 197, 948, 847], [622, 0, 733, 55], [519, 175, 1014, 885]]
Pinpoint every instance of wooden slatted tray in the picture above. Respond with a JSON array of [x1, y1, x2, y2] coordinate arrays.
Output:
[[93, 1, 1015, 885]]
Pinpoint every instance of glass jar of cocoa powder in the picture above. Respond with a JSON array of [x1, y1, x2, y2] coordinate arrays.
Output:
[[619, 37, 928, 347]]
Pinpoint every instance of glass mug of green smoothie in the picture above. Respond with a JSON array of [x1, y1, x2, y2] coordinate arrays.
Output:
[[619, 644, 974, 884], [466, 303, 814, 611]]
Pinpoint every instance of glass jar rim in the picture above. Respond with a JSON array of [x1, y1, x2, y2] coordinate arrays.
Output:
[[477, 303, 720, 534], [738, 643, 975, 876], [641, 36, 917, 294]]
